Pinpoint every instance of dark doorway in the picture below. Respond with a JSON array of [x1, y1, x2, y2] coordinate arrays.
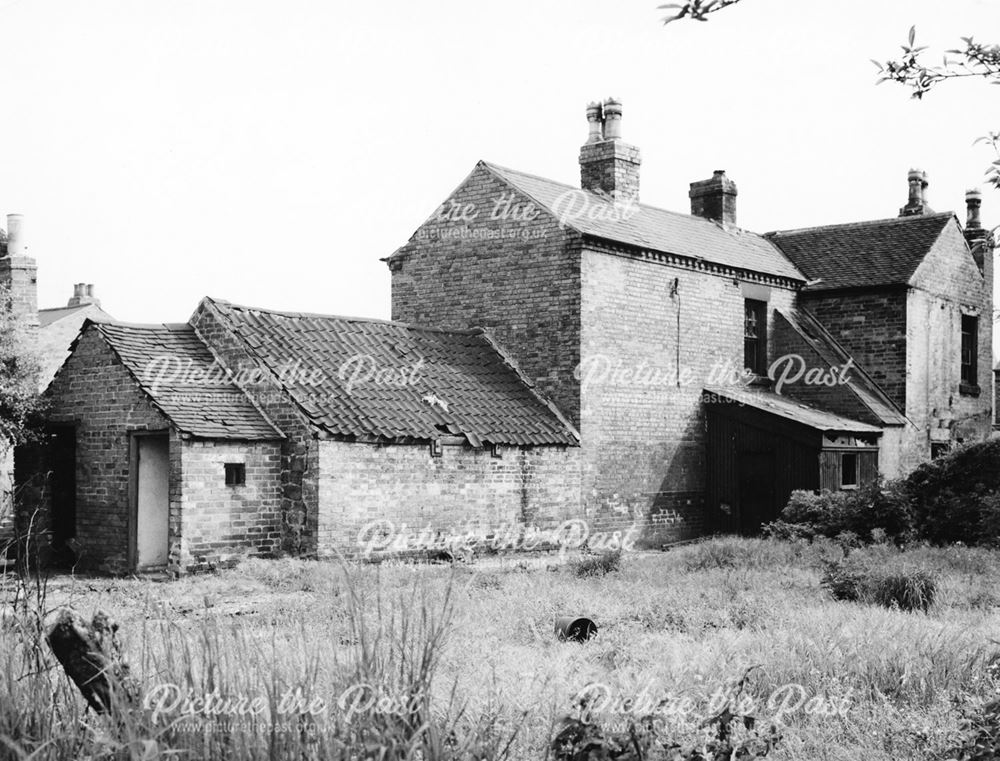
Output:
[[737, 450, 775, 535], [47, 426, 77, 566]]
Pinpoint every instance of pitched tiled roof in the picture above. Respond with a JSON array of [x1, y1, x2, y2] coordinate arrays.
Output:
[[205, 299, 579, 447], [777, 308, 908, 426], [81, 321, 282, 440], [704, 385, 883, 434], [766, 212, 954, 291], [38, 303, 113, 389], [483, 162, 805, 282]]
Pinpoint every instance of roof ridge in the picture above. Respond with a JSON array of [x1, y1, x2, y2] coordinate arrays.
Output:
[[205, 297, 483, 337], [766, 211, 955, 238], [485, 160, 770, 234], [91, 320, 192, 331]]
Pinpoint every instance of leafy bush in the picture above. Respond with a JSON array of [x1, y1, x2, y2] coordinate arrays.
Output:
[[905, 439, 1000, 546], [765, 480, 913, 544], [572, 550, 621, 578], [820, 557, 937, 612], [550, 670, 781, 761], [947, 697, 1000, 761]]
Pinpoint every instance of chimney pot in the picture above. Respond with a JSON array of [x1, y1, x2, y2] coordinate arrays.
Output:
[[602, 97, 623, 141], [966, 188, 983, 230], [900, 168, 932, 216], [5, 214, 25, 257], [585, 102, 603, 143], [578, 98, 641, 203]]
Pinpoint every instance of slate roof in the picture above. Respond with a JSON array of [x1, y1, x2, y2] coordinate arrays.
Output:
[[766, 212, 954, 292], [37, 302, 114, 389], [777, 308, 908, 426], [81, 321, 282, 440], [482, 162, 805, 282], [704, 385, 883, 435], [205, 299, 579, 447], [39, 303, 111, 328]]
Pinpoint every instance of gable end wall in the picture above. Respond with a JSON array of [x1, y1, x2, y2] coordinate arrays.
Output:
[[388, 164, 582, 426]]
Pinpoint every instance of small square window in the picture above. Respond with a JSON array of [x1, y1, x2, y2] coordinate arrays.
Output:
[[931, 443, 950, 460], [841, 453, 858, 488], [224, 463, 246, 486]]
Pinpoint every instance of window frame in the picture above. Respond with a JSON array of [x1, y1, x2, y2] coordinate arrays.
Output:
[[960, 314, 979, 392], [743, 298, 768, 377], [224, 463, 246, 487], [840, 452, 858, 489]]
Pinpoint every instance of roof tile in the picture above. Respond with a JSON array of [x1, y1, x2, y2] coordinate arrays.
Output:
[[766, 212, 953, 291], [208, 300, 579, 447], [87, 321, 282, 440]]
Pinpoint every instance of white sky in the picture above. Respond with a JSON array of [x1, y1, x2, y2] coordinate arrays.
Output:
[[0, 0, 996, 323]]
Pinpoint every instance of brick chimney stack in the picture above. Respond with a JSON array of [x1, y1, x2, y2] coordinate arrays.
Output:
[[578, 98, 641, 203], [67, 283, 101, 308], [964, 188, 990, 274], [0, 213, 38, 329], [899, 168, 932, 216], [689, 170, 738, 226]]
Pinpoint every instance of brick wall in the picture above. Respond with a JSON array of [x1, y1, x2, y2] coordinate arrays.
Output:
[[771, 311, 884, 426], [388, 162, 582, 425], [190, 300, 319, 555], [34, 327, 169, 572], [904, 220, 993, 467], [579, 243, 798, 544], [0, 254, 38, 328], [800, 288, 908, 410], [176, 439, 283, 572], [317, 440, 582, 556]]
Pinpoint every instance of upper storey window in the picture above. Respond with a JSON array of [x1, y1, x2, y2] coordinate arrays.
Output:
[[744, 299, 767, 376]]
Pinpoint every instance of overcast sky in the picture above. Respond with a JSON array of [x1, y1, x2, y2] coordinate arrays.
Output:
[[0, 0, 995, 323]]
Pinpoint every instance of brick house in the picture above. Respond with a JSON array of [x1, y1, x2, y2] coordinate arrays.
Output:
[[386, 98, 993, 540], [11, 99, 995, 570]]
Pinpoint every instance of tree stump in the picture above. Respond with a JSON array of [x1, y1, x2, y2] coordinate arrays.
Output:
[[46, 608, 136, 714]]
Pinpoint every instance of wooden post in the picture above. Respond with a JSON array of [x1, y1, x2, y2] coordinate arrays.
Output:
[[46, 608, 136, 714]]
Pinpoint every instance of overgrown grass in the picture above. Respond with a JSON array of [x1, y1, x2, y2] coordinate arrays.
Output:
[[3, 538, 1000, 759], [570, 549, 622, 577]]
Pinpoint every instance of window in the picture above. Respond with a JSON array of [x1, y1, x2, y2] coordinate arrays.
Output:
[[961, 315, 979, 388], [743, 299, 768, 376], [931, 443, 950, 460], [840, 453, 858, 488], [224, 463, 246, 486]]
